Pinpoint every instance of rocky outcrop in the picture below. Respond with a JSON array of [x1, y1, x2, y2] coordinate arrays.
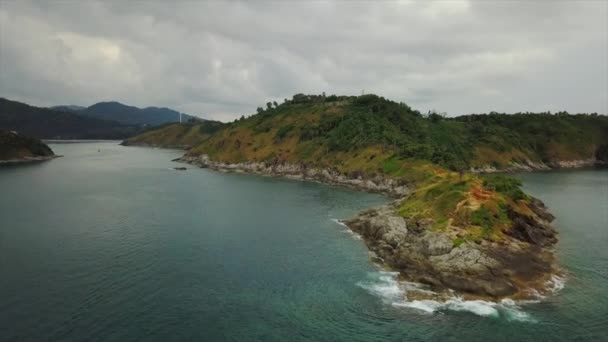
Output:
[[471, 158, 604, 173], [505, 198, 557, 247], [177, 152, 560, 300], [344, 202, 559, 300], [176, 154, 410, 197]]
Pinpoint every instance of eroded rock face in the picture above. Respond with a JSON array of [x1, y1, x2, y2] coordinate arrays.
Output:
[[344, 203, 559, 299], [506, 198, 558, 247]]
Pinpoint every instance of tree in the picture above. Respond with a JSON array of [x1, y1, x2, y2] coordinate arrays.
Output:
[[272, 101, 278, 108], [266, 102, 272, 110], [256, 107, 263, 114]]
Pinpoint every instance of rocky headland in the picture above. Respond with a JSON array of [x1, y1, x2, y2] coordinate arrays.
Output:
[[0, 131, 58, 165], [120, 94, 608, 302], [344, 201, 559, 301], [177, 153, 561, 301]]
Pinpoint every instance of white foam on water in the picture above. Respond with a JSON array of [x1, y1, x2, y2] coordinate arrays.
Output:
[[546, 275, 565, 293], [331, 219, 363, 240], [393, 300, 442, 314], [330, 218, 348, 228], [356, 271, 404, 304], [359, 271, 537, 322]]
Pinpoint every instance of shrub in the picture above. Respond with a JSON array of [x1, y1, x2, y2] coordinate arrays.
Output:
[[482, 175, 526, 200], [471, 206, 493, 234], [274, 124, 294, 142]]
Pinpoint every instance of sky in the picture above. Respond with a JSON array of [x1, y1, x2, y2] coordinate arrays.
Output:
[[0, 1, 606, 122]]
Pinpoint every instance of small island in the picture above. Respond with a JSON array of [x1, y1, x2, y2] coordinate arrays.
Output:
[[123, 93, 608, 301], [0, 130, 58, 165]]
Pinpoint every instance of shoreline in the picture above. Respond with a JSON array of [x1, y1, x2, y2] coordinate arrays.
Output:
[[471, 158, 605, 173], [0, 155, 61, 166], [175, 154, 410, 197], [175, 153, 562, 302]]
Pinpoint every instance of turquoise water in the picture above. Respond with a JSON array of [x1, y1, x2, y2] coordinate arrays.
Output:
[[0, 142, 606, 341]]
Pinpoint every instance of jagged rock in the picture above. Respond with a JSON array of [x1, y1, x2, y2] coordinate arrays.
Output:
[[176, 154, 410, 197], [420, 232, 453, 256], [505, 200, 557, 247], [345, 204, 557, 299]]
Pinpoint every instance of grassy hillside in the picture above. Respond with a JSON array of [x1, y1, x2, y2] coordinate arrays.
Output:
[[0, 130, 54, 160], [128, 93, 607, 244], [122, 121, 224, 148], [189, 94, 608, 171]]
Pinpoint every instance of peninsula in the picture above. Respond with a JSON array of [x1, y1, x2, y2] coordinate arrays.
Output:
[[0, 130, 57, 165], [124, 94, 608, 300]]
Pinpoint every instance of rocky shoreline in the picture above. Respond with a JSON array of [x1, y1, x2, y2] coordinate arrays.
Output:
[[176, 153, 562, 301], [471, 158, 604, 173], [176, 154, 410, 197], [344, 201, 560, 301]]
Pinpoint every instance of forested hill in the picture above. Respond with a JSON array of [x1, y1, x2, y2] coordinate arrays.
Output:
[[0, 98, 139, 139], [179, 94, 607, 173], [0, 130, 54, 161], [53, 101, 199, 126], [126, 94, 608, 258]]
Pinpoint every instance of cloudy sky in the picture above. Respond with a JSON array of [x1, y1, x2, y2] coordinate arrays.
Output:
[[0, 1, 606, 121]]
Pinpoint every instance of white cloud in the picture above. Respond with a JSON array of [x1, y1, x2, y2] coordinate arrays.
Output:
[[0, 0, 606, 120]]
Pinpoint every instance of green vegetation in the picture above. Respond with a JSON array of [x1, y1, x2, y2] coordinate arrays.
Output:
[[470, 206, 493, 234], [0, 98, 140, 139], [482, 175, 527, 200], [452, 237, 466, 248], [0, 130, 54, 160], [186, 93, 606, 172], [122, 121, 224, 148], [127, 93, 608, 242]]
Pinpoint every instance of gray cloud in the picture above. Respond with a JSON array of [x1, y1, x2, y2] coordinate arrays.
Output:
[[0, 0, 606, 121]]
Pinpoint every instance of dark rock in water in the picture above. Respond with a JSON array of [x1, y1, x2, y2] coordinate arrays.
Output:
[[173, 167, 187, 171]]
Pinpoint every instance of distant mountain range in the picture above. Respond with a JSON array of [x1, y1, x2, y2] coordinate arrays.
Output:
[[0, 98, 139, 139], [51, 101, 198, 126], [0, 97, 206, 140]]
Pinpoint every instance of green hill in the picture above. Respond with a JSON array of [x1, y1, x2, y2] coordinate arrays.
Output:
[[187, 94, 607, 171], [125, 93, 607, 298], [0, 98, 139, 139], [0, 130, 54, 161], [127, 93, 607, 244], [121, 120, 224, 148]]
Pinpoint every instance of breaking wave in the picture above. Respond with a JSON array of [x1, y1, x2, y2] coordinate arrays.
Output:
[[357, 271, 538, 322], [331, 218, 362, 240]]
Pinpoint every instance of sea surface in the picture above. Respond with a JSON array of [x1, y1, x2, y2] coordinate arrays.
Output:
[[0, 142, 606, 341]]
